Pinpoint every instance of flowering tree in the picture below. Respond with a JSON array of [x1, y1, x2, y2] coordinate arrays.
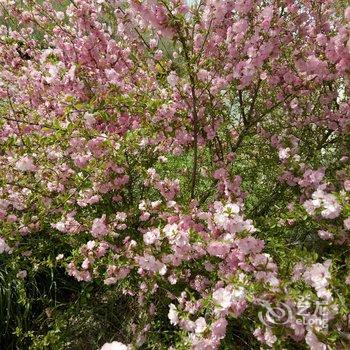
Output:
[[0, 0, 350, 349]]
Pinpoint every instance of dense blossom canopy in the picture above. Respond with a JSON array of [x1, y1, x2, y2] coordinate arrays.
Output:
[[0, 0, 350, 349]]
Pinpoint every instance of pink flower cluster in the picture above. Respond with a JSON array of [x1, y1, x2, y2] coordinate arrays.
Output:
[[0, 0, 349, 349]]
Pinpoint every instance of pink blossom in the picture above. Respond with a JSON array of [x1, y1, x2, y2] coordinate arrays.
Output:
[[143, 228, 160, 245], [211, 318, 227, 340], [213, 287, 234, 311], [278, 147, 290, 160], [197, 69, 210, 82], [194, 317, 207, 334], [344, 180, 350, 191], [304, 189, 341, 219], [167, 71, 179, 87], [299, 169, 325, 188], [345, 7, 350, 22], [305, 331, 326, 350], [15, 156, 36, 172], [135, 254, 167, 275], [168, 304, 179, 325], [264, 327, 277, 347], [318, 230, 333, 240], [154, 49, 163, 60], [17, 270, 27, 279], [140, 212, 150, 221], [104, 277, 118, 285], [212, 286, 245, 312], [91, 215, 108, 237], [0, 237, 11, 254], [303, 260, 332, 299], [149, 38, 158, 49], [207, 242, 230, 258], [236, 237, 264, 255]]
